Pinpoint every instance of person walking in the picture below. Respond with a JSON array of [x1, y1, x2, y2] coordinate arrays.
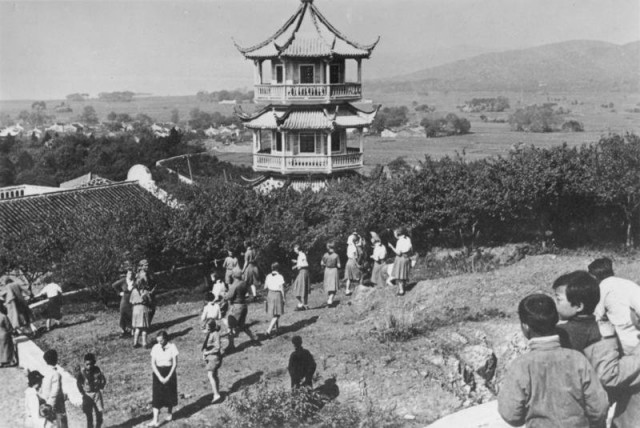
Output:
[[287, 336, 316, 389], [389, 227, 412, 296], [149, 331, 178, 427], [111, 262, 135, 337], [264, 263, 285, 337], [370, 232, 387, 287], [292, 244, 310, 311], [321, 242, 341, 307], [202, 319, 223, 404], [242, 242, 260, 301], [344, 234, 361, 296], [224, 270, 258, 354]]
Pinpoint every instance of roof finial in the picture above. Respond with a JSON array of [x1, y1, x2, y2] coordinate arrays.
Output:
[[301, 0, 313, 3]]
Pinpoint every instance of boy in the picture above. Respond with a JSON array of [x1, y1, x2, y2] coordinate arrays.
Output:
[[498, 294, 608, 428], [202, 319, 223, 404], [552, 270, 640, 428], [41, 349, 68, 428], [76, 353, 107, 428], [287, 336, 316, 389], [588, 257, 640, 354]]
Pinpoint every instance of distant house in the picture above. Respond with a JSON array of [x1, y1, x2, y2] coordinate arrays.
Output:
[[45, 123, 78, 134], [0, 124, 24, 137], [0, 184, 59, 201], [60, 172, 113, 189], [151, 124, 170, 137], [219, 100, 237, 105], [381, 128, 398, 138], [204, 126, 219, 137]]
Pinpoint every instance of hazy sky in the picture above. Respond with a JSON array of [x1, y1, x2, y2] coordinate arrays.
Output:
[[1, 0, 638, 100]]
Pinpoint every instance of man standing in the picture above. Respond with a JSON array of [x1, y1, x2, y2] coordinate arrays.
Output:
[[287, 336, 316, 389]]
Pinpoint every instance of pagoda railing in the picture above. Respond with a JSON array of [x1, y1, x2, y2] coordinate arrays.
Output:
[[254, 83, 362, 102], [254, 149, 362, 173]]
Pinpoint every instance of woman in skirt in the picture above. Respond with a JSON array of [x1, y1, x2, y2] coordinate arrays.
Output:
[[202, 320, 222, 404], [292, 244, 310, 311], [344, 234, 361, 296], [264, 263, 285, 337], [242, 241, 260, 300], [370, 232, 388, 288], [149, 331, 178, 427], [0, 301, 16, 367], [389, 227, 413, 296], [130, 280, 152, 348], [321, 242, 341, 307]]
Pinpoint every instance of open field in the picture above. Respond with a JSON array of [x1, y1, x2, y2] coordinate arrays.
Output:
[[19, 250, 640, 427]]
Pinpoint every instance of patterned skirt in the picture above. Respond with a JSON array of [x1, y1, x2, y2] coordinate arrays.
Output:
[[266, 290, 285, 316], [391, 255, 411, 281], [131, 304, 150, 329], [292, 268, 310, 298], [323, 267, 339, 293]]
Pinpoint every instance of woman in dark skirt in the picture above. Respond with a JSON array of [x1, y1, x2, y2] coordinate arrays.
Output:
[[389, 227, 413, 296], [292, 244, 310, 311], [149, 331, 178, 427], [264, 263, 285, 337]]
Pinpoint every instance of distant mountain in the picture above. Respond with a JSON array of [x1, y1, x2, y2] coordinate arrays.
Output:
[[372, 40, 640, 93]]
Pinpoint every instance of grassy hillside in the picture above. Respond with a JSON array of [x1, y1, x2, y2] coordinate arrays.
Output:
[[374, 40, 640, 93]]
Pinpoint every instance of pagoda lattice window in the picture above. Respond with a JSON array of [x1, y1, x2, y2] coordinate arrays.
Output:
[[300, 65, 314, 84], [299, 134, 315, 153]]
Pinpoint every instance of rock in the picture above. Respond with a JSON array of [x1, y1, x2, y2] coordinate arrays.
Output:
[[458, 345, 497, 383], [449, 332, 469, 345], [403, 414, 416, 420]]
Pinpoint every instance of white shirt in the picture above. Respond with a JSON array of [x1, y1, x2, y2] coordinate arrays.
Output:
[[38, 283, 62, 299], [295, 252, 309, 269], [265, 272, 285, 293], [201, 302, 222, 322], [211, 280, 226, 299], [395, 236, 412, 255], [150, 342, 179, 367], [24, 387, 47, 428], [372, 243, 387, 262], [40, 364, 63, 409], [346, 244, 358, 259], [595, 276, 640, 354]]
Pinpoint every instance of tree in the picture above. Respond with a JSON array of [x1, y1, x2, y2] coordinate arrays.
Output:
[[31, 101, 47, 111], [16, 151, 35, 171], [170, 108, 180, 125], [0, 155, 16, 186], [80, 106, 99, 125]]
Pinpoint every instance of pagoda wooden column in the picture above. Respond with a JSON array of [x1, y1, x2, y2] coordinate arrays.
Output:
[[357, 59, 362, 83], [359, 129, 364, 165]]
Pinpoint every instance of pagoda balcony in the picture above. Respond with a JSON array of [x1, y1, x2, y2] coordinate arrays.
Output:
[[255, 83, 362, 103], [254, 147, 363, 174]]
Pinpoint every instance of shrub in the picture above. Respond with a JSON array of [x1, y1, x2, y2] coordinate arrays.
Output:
[[561, 120, 584, 132], [508, 104, 561, 132], [370, 106, 409, 134], [370, 313, 425, 343], [421, 113, 471, 137], [460, 97, 510, 112]]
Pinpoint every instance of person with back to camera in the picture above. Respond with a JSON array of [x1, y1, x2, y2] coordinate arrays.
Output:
[[264, 262, 286, 337], [24, 370, 55, 428], [588, 257, 640, 355], [287, 336, 316, 389], [41, 349, 68, 428], [222, 250, 239, 286], [344, 233, 361, 296], [209, 271, 228, 300], [552, 270, 640, 428], [497, 293, 608, 428], [388, 227, 412, 296], [202, 319, 223, 404], [149, 331, 178, 427], [292, 244, 310, 311], [3, 278, 38, 336], [321, 242, 341, 307], [369, 232, 387, 288], [242, 241, 260, 301], [224, 269, 258, 354]]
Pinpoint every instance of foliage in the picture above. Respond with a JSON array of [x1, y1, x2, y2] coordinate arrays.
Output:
[[370, 313, 425, 343], [460, 97, 510, 112], [370, 106, 409, 134], [79, 106, 99, 125], [508, 104, 562, 132], [98, 91, 135, 102], [66, 93, 89, 102], [196, 89, 254, 103], [188, 108, 240, 130], [414, 104, 435, 113], [420, 113, 471, 138], [561, 120, 584, 132]]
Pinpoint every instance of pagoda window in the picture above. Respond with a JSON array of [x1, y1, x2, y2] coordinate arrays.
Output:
[[331, 130, 341, 152], [329, 64, 341, 84], [299, 134, 315, 153], [275, 131, 283, 152], [300, 65, 314, 84], [275, 65, 284, 84]]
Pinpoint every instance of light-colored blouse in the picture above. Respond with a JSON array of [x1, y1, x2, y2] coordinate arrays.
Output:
[[295, 251, 309, 269], [201, 302, 222, 322], [211, 280, 226, 299], [24, 387, 48, 428], [37, 283, 63, 299], [395, 236, 412, 255], [265, 272, 285, 293], [346, 244, 358, 259], [150, 343, 179, 367], [372, 243, 387, 262]]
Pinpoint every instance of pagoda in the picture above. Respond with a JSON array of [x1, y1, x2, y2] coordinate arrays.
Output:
[[234, 0, 379, 189]]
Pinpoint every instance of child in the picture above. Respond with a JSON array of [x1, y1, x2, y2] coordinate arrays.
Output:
[[222, 251, 239, 286], [200, 292, 227, 333], [41, 349, 67, 428], [498, 294, 608, 428], [552, 270, 640, 428], [321, 242, 341, 307], [76, 353, 106, 428], [202, 319, 222, 404], [24, 370, 54, 428], [588, 257, 640, 355], [209, 272, 227, 300]]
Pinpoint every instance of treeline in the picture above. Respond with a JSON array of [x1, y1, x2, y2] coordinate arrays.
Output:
[[196, 90, 254, 103], [97, 91, 136, 102]]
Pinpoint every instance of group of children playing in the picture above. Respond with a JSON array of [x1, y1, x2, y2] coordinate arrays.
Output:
[[498, 257, 640, 428]]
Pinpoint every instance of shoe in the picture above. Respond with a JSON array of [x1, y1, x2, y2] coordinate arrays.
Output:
[[146, 422, 159, 427], [294, 306, 305, 312], [345, 291, 352, 296], [165, 414, 173, 422], [303, 305, 310, 310], [212, 394, 222, 404], [396, 291, 405, 296]]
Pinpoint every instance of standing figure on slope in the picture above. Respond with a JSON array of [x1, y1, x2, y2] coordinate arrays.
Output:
[[292, 244, 310, 311], [321, 242, 341, 307], [242, 241, 260, 301], [369, 232, 388, 288], [264, 263, 286, 337], [389, 227, 412, 296], [344, 233, 361, 297], [111, 261, 135, 337]]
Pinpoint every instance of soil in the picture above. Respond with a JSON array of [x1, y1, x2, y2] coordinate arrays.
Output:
[[6, 251, 639, 427]]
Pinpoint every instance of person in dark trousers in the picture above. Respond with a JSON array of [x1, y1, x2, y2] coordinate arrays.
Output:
[[287, 336, 316, 389]]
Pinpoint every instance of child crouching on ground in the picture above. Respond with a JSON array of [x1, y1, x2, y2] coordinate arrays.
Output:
[[498, 293, 608, 428], [552, 271, 640, 428]]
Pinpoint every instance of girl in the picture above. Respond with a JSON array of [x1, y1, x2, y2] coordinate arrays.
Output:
[[389, 227, 413, 296], [344, 234, 361, 296], [130, 278, 152, 348], [242, 242, 260, 300], [24, 370, 54, 428], [292, 244, 310, 311], [149, 331, 179, 427], [264, 263, 285, 337], [202, 320, 222, 404], [222, 251, 239, 286], [370, 232, 388, 288], [209, 272, 227, 300], [321, 242, 341, 307]]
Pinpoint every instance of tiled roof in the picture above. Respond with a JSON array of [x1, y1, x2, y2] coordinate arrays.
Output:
[[240, 104, 378, 130], [235, 0, 379, 59], [0, 182, 164, 237]]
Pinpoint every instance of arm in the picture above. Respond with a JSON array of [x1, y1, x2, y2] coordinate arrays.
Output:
[[581, 362, 609, 428], [45, 371, 61, 407], [164, 354, 178, 384], [586, 338, 640, 389], [76, 371, 86, 395], [151, 354, 163, 383], [111, 277, 126, 294], [497, 364, 528, 427]]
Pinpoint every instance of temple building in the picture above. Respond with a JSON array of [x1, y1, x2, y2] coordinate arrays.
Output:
[[234, 0, 379, 190]]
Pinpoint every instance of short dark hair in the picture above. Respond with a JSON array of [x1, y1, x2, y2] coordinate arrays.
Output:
[[292, 335, 302, 347], [588, 258, 614, 282], [205, 292, 215, 302], [84, 353, 96, 363], [518, 294, 559, 336], [157, 331, 168, 341], [27, 370, 44, 387], [43, 349, 58, 366], [271, 262, 280, 272], [552, 271, 600, 315], [206, 319, 218, 331]]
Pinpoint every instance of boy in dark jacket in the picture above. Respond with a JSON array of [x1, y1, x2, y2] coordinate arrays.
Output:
[[288, 336, 316, 389]]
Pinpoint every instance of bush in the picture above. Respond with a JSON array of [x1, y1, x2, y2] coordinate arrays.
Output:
[[561, 120, 584, 132], [370, 313, 425, 343], [370, 106, 409, 134], [460, 97, 510, 112], [420, 113, 471, 137], [508, 104, 561, 132]]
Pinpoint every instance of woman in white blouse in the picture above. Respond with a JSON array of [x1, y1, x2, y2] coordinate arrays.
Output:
[[370, 232, 388, 288], [24, 370, 54, 428], [292, 244, 310, 311], [264, 263, 285, 337], [389, 227, 413, 296], [149, 331, 179, 427]]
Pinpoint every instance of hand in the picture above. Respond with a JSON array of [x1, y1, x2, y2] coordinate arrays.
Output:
[[119, 292, 124, 297]]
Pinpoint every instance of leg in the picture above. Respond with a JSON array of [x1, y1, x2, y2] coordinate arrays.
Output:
[[295, 296, 304, 309], [266, 316, 278, 335], [84, 410, 94, 428], [95, 411, 103, 428], [345, 279, 351, 295], [250, 284, 257, 298], [397, 280, 405, 295], [208, 370, 220, 400], [133, 328, 140, 346], [327, 291, 335, 305], [46, 319, 52, 332], [166, 407, 173, 421], [151, 408, 160, 426], [141, 330, 147, 347]]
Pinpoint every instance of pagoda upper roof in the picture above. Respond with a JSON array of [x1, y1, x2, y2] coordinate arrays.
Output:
[[234, 0, 379, 60], [236, 104, 379, 130]]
